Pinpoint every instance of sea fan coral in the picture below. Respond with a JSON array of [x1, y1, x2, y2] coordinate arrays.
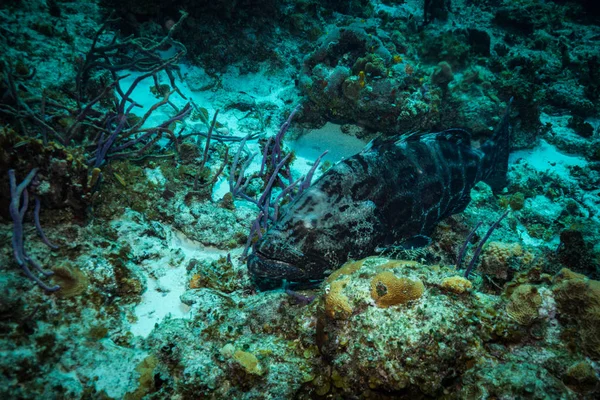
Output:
[[51, 265, 89, 298]]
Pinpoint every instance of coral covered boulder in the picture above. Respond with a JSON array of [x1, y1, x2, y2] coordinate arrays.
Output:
[[552, 268, 600, 358], [318, 257, 484, 396]]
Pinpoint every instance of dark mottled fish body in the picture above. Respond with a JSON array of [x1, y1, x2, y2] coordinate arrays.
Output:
[[249, 102, 512, 289]]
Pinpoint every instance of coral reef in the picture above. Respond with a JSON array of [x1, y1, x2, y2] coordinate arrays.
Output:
[[1, 0, 599, 398], [564, 361, 599, 394], [480, 241, 534, 282]]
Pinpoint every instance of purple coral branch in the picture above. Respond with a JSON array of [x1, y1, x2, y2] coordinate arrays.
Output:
[[257, 153, 291, 210], [299, 150, 328, 194], [271, 105, 299, 169], [229, 134, 249, 192], [91, 103, 136, 168], [258, 137, 272, 177], [193, 111, 230, 190], [464, 210, 510, 279], [201, 110, 219, 168], [231, 105, 328, 260], [34, 197, 58, 249], [113, 102, 191, 154], [270, 106, 300, 188], [242, 211, 264, 258], [272, 177, 302, 222], [455, 221, 482, 270], [8, 169, 60, 292], [89, 95, 191, 168], [235, 154, 258, 196], [229, 134, 259, 198]]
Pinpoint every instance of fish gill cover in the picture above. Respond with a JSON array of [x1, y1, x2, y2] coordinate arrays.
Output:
[[0, 0, 599, 399]]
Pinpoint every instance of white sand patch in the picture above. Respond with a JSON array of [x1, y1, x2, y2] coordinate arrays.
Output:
[[212, 175, 231, 200], [130, 227, 233, 338], [220, 64, 295, 104], [509, 139, 587, 180], [171, 228, 232, 260], [290, 122, 367, 179], [130, 266, 190, 338], [75, 339, 147, 398]]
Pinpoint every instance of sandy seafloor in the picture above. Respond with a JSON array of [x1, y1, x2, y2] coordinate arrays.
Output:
[[1, 0, 600, 399]]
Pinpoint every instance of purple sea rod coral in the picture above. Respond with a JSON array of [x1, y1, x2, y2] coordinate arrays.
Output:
[[8, 168, 60, 292]]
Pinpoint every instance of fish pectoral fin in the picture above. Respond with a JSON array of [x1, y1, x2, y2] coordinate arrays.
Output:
[[450, 193, 472, 215], [399, 235, 432, 249], [376, 235, 432, 256]]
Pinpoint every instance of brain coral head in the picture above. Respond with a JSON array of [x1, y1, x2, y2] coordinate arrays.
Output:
[[506, 284, 542, 325], [370, 271, 424, 308]]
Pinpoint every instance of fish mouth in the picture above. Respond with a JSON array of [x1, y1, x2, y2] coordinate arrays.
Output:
[[249, 250, 305, 278], [248, 250, 308, 290]]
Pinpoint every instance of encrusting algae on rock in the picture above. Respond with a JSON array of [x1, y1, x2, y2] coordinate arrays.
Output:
[[233, 350, 264, 376]]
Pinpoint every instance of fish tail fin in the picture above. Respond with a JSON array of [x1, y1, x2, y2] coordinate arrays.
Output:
[[480, 98, 512, 193]]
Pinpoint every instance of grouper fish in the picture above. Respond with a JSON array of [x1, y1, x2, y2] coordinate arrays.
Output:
[[248, 100, 512, 289]]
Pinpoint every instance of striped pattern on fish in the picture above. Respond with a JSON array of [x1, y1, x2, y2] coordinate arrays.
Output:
[[248, 100, 512, 289]]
